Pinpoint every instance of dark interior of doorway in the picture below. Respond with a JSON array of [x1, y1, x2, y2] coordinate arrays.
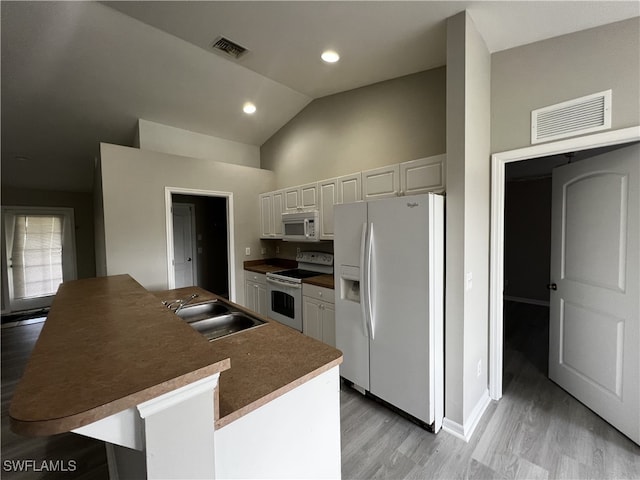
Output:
[[172, 194, 229, 298], [503, 167, 552, 386]]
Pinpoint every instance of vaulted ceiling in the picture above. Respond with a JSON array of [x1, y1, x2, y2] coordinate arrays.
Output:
[[2, 1, 638, 192]]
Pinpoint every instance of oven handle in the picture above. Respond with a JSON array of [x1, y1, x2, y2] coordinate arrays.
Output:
[[266, 277, 302, 289]]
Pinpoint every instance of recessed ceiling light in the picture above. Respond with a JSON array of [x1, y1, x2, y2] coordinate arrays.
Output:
[[243, 102, 256, 114], [321, 50, 340, 63]]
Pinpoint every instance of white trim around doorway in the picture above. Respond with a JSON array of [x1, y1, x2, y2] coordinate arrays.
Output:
[[489, 126, 640, 401], [164, 187, 236, 302]]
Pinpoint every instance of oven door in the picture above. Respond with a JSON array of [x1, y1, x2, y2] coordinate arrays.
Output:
[[266, 278, 302, 331]]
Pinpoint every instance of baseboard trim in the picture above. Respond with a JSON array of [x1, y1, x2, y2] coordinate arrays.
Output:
[[442, 390, 491, 442], [504, 296, 550, 307]]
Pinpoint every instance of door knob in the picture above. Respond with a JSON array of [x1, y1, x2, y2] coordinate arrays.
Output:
[[547, 283, 557, 290], [187, 257, 192, 262]]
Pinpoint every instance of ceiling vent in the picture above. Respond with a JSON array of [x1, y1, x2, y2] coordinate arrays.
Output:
[[531, 90, 611, 144], [211, 36, 248, 60]]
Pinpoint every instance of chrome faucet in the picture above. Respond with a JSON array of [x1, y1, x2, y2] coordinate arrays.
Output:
[[163, 293, 199, 312]]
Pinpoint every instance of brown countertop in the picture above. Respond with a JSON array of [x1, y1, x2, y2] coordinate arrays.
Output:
[[303, 274, 335, 289], [243, 258, 296, 274], [9, 275, 231, 436], [153, 287, 343, 429]]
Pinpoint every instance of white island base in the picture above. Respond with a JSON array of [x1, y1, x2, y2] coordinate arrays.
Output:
[[74, 366, 342, 479]]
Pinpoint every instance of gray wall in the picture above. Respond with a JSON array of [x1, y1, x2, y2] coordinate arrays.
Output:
[[1, 187, 96, 280], [445, 11, 491, 427], [492, 17, 640, 153], [260, 68, 446, 189], [98, 143, 275, 303]]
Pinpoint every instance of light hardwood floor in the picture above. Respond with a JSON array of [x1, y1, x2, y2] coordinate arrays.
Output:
[[2, 305, 639, 480], [340, 303, 640, 479]]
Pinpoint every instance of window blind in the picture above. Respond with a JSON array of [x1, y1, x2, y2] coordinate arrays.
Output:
[[11, 215, 64, 299]]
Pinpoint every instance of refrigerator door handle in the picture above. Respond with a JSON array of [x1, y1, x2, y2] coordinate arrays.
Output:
[[365, 222, 375, 340], [360, 222, 370, 337]]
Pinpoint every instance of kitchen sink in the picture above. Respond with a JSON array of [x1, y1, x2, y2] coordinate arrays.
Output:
[[175, 301, 231, 323], [175, 301, 266, 341]]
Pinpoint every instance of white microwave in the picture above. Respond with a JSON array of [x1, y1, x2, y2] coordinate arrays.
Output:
[[282, 210, 320, 242]]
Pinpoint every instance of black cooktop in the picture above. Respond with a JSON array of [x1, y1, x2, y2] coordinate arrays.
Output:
[[271, 269, 322, 280]]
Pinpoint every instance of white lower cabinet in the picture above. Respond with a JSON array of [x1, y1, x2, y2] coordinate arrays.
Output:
[[302, 284, 335, 347], [244, 272, 267, 316]]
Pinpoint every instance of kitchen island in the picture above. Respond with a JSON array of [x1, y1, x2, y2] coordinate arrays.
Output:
[[10, 275, 343, 479]]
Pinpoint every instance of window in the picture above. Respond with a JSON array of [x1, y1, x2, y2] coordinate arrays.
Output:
[[11, 215, 64, 299], [2, 207, 77, 312]]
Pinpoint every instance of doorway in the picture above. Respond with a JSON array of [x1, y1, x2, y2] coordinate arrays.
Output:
[[503, 168, 552, 383], [165, 187, 235, 300], [489, 126, 640, 401]]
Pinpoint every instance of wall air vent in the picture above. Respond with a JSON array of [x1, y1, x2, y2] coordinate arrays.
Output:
[[531, 90, 611, 144], [211, 36, 248, 60]]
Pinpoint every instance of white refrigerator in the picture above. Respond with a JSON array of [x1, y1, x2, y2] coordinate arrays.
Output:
[[334, 193, 444, 431]]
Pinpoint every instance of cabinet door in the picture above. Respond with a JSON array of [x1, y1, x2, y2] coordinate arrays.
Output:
[[244, 280, 257, 311], [284, 187, 300, 212], [362, 164, 400, 200], [259, 193, 273, 238], [303, 296, 323, 341], [319, 178, 338, 240], [272, 191, 284, 237], [257, 283, 268, 316], [338, 173, 362, 204], [300, 183, 318, 209], [400, 154, 446, 195], [322, 303, 336, 348]]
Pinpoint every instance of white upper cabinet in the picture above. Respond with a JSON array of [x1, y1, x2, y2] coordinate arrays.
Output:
[[260, 155, 445, 239], [400, 154, 446, 195], [259, 190, 284, 239], [337, 173, 362, 204], [272, 190, 284, 237], [319, 173, 363, 240], [284, 183, 318, 212], [319, 178, 338, 240], [259, 192, 273, 238], [362, 164, 400, 200]]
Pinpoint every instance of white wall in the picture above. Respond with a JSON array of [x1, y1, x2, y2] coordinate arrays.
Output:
[[98, 143, 275, 302], [137, 119, 261, 168], [445, 11, 491, 431]]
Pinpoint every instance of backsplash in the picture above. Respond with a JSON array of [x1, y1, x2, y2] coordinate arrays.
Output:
[[259, 240, 333, 260]]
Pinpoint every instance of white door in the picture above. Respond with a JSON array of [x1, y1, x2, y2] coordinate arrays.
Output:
[[172, 204, 196, 289], [549, 143, 639, 444]]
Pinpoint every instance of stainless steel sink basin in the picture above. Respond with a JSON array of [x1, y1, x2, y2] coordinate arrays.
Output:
[[175, 301, 230, 323], [175, 300, 266, 341], [188, 312, 266, 341]]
